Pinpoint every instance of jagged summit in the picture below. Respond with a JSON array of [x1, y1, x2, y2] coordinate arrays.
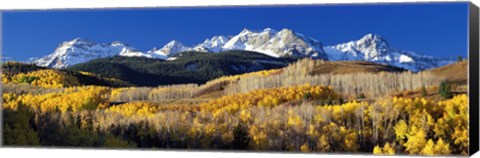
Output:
[[263, 28, 277, 32], [357, 33, 392, 52], [61, 38, 98, 47], [240, 28, 279, 33], [162, 40, 189, 53], [35, 38, 144, 69], [69, 37, 93, 43], [324, 34, 454, 71], [193, 36, 230, 52], [206, 28, 327, 58], [358, 34, 389, 45], [147, 40, 190, 58]]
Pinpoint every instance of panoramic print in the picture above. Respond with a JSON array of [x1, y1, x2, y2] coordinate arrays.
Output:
[[1, 2, 470, 156]]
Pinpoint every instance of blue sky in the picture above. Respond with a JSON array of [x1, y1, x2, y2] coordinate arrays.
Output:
[[2, 2, 468, 61]]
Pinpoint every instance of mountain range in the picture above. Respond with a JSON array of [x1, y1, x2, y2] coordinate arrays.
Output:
[[32, 28, 455, 71]]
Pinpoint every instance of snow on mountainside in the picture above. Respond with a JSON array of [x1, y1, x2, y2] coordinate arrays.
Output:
[[32, 29, 455, 71], [323, 34, 456, 72], [147, 40, 190, 59], [192, 36, 230, 52], [34, 38, 146, 69], [1, 55, 14, 63], [195, 28, 327, 59]]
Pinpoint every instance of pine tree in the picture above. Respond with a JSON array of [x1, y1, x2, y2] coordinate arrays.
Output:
[[438, 81, 452, 99], [421, 86, 428, 97], [358, 93, 366, 99], [232, 123, 250, 149], [457, 55, 463, 62]]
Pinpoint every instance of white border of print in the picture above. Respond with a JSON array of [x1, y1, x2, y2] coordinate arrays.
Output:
[[0, 0, 477, 158]]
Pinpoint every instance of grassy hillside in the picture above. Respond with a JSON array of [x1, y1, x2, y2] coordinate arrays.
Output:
[[426, 60, 467, 85], [386, 60, 468, 101], [309, 60, 406, 75]]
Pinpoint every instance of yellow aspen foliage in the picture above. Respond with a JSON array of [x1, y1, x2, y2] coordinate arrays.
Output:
[[421, 139, 435, 156], [373, 145, 383, 155], [199, 84, 338, 114], [452, 127, 468, 155], [404, 126, 427, 154], [316, 135, 331, 152], [2, 73, 10, 83], [3, 86, 109, 112], [382, 143, 396, 155], [343, 132, 359, 152], [203, 123, 216, 136], [287, 110, 304, 127], [249, 125, 268, 150], [105, 102, 160, 118], [307, 124, 319, 138], [394, 120, 408, 141], [433, 118, 448, 138], [300, 143, 311, 152], [10, 69, 79, 88], [2, 93, 20, 110], [433, 139, 451, 155], [187, 126, 198, 139], [239, 109, 252, 123], [373, 143, 395, 155]]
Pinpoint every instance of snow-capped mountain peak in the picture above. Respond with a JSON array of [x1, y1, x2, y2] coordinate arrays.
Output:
[[324, 33, 455, 71], [357, 33, 392, 54], [110, 41, 128, 46], [35, 38, 145, 69], [164, 40, 183, 48], [68, 37, 94, 45], [192, 36, 230, 52], [263, 27, 277, 32], [162, 40, 189, 55], [278, 28, 293, 34], [219, 28, 327, 58], [147, 40, 191, 58], [239, 28, 251, 35], [324, 33, 395, 61]]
